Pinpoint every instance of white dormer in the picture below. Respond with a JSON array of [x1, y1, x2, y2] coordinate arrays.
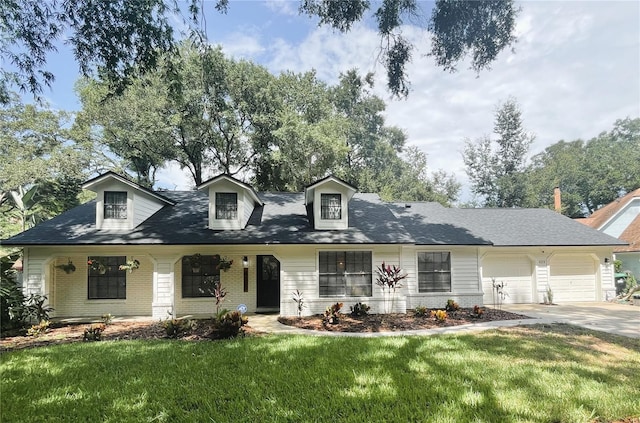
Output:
[[82, 172, 175, 230], [305, 175, 357, 230], [197, 174, 263, 230]]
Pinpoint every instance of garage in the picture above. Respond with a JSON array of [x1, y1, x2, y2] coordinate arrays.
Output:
[[549, 254, 597, 302], [482, 255, 534, 304]]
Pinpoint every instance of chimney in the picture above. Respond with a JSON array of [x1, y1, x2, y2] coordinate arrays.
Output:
[[554, 187, 561, 213]]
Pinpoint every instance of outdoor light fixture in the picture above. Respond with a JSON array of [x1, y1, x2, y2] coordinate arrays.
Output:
[[243, 256, 249, 292], [604, 257, 610, 264]]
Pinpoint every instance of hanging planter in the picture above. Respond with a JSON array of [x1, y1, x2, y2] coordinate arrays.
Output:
[[189, 254, 202, 273], [88, 259, 107, 275], [56, 259, 76, 274], [119, 259, 140, 273], [217, 256, 234, 272]]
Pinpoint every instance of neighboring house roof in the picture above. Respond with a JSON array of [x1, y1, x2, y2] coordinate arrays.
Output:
[[577, 188, 640, 252]]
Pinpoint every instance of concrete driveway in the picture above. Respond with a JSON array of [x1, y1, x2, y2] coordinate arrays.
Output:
[[501, 302, 639, 339]]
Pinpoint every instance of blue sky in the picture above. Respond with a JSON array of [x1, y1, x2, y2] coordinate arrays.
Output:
[[27, 1, 640, 200]]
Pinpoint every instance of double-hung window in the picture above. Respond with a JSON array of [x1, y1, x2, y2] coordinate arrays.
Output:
[[182, 255, 221, 298], [320, 194, 341, 220], [319, 251, 372, 297], [216, 193, 238, 220], [418, 252, 451, 292], [88, 256, 126, 299], [104, 191, 127, 219]]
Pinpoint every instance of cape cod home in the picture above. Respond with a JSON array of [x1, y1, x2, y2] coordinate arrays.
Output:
[[0, 172, 625, 319], [578, 188, 640, 281]]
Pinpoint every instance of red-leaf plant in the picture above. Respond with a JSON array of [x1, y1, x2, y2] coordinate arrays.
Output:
[[375, 262, 407, 314]]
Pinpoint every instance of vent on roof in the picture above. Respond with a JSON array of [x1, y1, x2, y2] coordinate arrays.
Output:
[[405, 204, 411, 209]]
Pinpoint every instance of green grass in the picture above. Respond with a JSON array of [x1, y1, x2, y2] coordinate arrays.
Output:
[[1, 324, 639, 423]]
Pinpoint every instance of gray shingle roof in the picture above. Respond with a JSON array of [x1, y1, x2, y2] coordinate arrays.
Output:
[[1, 192, 624, 247]]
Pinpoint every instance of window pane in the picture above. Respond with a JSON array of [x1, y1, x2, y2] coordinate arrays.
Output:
[[215, 193, 238, 219], [319, 251, 371, 297], [87, 256, 126, 299], [418, 252, 451, 293], [321, 194, 341, 220], [182, 255, 221, 298], [104, 192, 127, 219]]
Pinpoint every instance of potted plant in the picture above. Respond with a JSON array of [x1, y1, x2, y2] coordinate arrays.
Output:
[[217, 256, 233, 272], [189, 254, 202, 273], [55, 259, 76, 274], [119, 259, 140, 273], [88, 259, 107, 275]]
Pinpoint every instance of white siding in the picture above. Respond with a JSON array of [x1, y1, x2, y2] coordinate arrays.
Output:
[[482, 255, 534, 304], [133, 193, 164, 227], [405, 247, 483, 309]]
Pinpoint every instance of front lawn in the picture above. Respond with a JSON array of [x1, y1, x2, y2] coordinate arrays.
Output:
[[2, 324, 639, 422]]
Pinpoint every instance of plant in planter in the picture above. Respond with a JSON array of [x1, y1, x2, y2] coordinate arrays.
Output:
[[472, 305, 484, 318], [55, 259, 76, 274], [323, 302, 343, 325], [350, 302, 370, 317], [216, 256, 233, 272], [87, 259, 106, 274], [430, 309, 448, 322], [188, 254, 202, 273], [375, 262, 407, 314], [119, 259, 140, 273], [445, 299, 459, 312], [292, 289, 306, 318]]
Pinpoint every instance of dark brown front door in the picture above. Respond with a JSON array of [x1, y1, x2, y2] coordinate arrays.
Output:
[[257, 255, 280, 308]]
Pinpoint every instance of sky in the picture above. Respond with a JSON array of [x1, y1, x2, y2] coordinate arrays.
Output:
[[30, 0, 640, 202]]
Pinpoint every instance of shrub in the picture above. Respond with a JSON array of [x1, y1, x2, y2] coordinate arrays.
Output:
[[430, 310, 448, 322], [545, 286, 554, 305], [162, 318, 192, 338], [83, 323, 106, 341], [0, 276, 27, 333], [26, 320, 50, 337], [472, 305, 484, 317], [350, 302, 370, 317], [445, 299, 459, 312], [414, 305, 429, 317], [101, 313, 115, 325], [323, 302, 343, 325], [212, 310, 248, 339]]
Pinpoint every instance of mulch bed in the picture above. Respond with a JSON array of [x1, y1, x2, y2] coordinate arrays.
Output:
[[0, 319, 263, 353], [278, 307, 528, 332]]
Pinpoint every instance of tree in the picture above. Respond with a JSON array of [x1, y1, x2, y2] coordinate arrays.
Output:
[[0, 95, 91, 238], [463, 98, 534, 207], [523, 117, 639, 216], [2, 0, 519, 101]]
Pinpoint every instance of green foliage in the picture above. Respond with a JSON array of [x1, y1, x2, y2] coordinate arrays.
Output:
[[414, 305, 429, 317], [323, 302, 343, 325], [101, 314, 115, 325], [0, 270, 27, 333], [24, 294, 54, 323], [545, 286, 554, 305], [212, 310, 248, 339], [26, 320, 50, 337], [292, 290, 306, 318], [162, 318, 193, 339], [525, 117, 640, 215], [350, 302, 370, 317], [445, 299, 459, 312], [83, 323, 106, 342], [463, 98, 534, 207]]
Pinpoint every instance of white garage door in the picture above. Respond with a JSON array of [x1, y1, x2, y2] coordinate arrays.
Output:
[[549, 255, 596, 302], [482, 255, 533, 304]]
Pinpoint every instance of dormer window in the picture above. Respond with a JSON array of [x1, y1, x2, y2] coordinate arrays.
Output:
[[104, 191, 127, 219], [216, 193, 238, 220], [321, 194, 342, 220]]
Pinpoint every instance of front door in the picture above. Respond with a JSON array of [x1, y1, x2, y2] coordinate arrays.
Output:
[[257, 255, 280, 308]]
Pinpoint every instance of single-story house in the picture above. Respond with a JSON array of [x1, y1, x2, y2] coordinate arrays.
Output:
[[578, 188, 640, 280], [0, 172, 625, 318]]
